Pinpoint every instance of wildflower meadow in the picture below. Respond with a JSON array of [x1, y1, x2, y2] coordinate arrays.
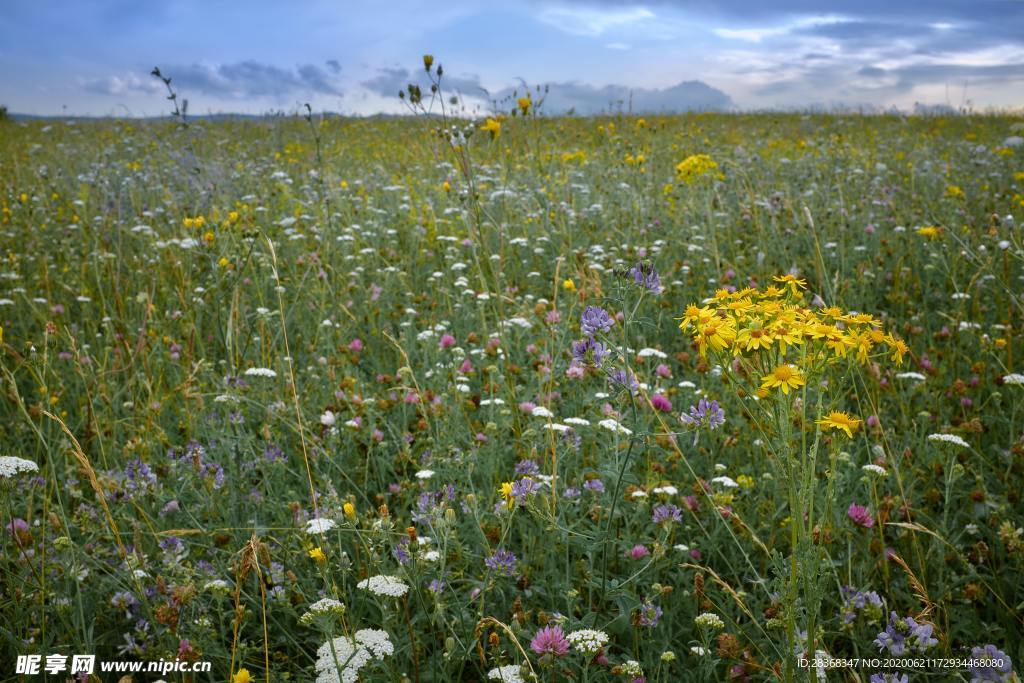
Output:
[[2, 59, 1024, 682]]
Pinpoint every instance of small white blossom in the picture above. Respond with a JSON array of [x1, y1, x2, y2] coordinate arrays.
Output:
[[357, 575, 408, 597]]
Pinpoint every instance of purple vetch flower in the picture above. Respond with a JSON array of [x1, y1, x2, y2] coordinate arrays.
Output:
[[869, 674, 909, 683], [427, 578, 446, 594], [572, 336, 610, 367], [515, 459, 540, 476], [607, 368, 639, 393], [968, 645, 1014, 682], [263, 443, 286, 463], [680, 398, 725, 430], [530, 624, 570, 657], [652, 504, 682, 526], [510, 477, 540, 505], [584, 478, 605, 493], [485, 548, 518, 577], [625, 262, 663, 294], [393, 538, 412, 565], [581, 306, 614, 337], [638, 598, 663, 627], [840, 586, 883, 624], [874, 612, 938, 655]]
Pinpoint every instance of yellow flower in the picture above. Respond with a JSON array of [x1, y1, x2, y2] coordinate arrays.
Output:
[[481, 117, 502, 139], [674, 154, 719, 183], [203, 231, 215, 244], [423, 54, 434, 71], [562, 278, 576, 292], [218, 257, 230, 268], [233, 669, 252, 683], [760, 364, 806, 395], [696, 320, 737, 356], [735, 325, 773, 352], [736, 474, 755, 490], [815, 411, 862, 438], [517, 96, 532, 116], [945, 184, 965, 199], [442, 180, 451, 193], [917, 226, 941, 240], [499, 481, 514, 509], [772, 274, 807, 295], [343, 502, 356, 519], [308, 547, 326, 563]]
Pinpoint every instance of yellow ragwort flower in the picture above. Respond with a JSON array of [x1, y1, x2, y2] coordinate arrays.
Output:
[[308, 547, 326, 563], [815, 411, 862, 438], [232, 669, 252, 683], [481, 118, 502, 139], [760, 364, 806, 395]]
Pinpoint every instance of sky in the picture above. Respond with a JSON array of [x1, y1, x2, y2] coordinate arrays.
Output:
[[2, 0, 1023, 117]]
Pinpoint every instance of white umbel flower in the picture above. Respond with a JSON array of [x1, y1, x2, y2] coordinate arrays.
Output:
[[0, 456, 39, 479], [927, 433, 970, 449], [566, 629, 609, 655], [357, 575, 409, 597], [244, 367, 277, 378], [305, 518, 337, 535], [487, 664, 526, 682], [1002, 373, 1024, 385]]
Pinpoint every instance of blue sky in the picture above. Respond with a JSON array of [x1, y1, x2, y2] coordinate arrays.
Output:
[[2, 0, 1023, 116]]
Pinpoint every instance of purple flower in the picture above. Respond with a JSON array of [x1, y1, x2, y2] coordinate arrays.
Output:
[[510, 477, 540, 505], [626, 544, 649, 559], [485, 548, 518, 577], [652, 504, 682, 526], [581, 306, 613, 337], [393, 538, 412, 565], [869, 674, 908, 683], [680, 398, 725, 430], [427, 578, 446, 594], [968, 645, 1014, 682], [572, 336, 609, 367], [840, 586, 883, 624], [625, 262, 663, 294], [515, 459, 540, 476], [847, 503, 875, 529], [607, 368, 639, 393], [638, 599, 662, 627], [584, 478, 605, 493], [650, 394, 672, 412], [530, 624, 570, 657], [874, 611, 938, 655]]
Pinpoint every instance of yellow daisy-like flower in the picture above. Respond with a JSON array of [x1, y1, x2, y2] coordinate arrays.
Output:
[[343, 502, 357, 519], [562, 278, 576, 292], [481, 117, 502, 139], [696, 320, 737, 355], [232, 668, 252, 683], [760, 364, 806, 395], [736, 325, 773, 352], [499, 481, 514, 509], [917, 226, 941, 240], [308, 547, 326, 563], [815, 411, 862, 438], [772, 274, 807, 296]]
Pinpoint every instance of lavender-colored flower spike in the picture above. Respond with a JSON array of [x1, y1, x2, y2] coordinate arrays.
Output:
[[572, 337, 609, 367], [680, 398, 725, 430], [581, 306, 614, 337], [627, 262, 663, 294]]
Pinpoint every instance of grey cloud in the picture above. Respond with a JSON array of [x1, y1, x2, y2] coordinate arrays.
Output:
[[361, 67, 488, 99], [362, 67, 733, 113], [497, 80, 733, 114], [83, 61, 344, 100]]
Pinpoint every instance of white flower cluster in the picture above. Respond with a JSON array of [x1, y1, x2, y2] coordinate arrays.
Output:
[[597, 419, 632, 435], [862, 464, 888, 477], [1002, 373, 1024, 385], [356, 575, 408, 598], [305, 518, 337, 535], [0, 456, 39, 479], [300, 598, 346, 625], [314, 629, 393, 683], [487, 664, 526, 682], [694, 612, 725, 629], [927, 433, 970, 449], [243, 367, 277, 378], [566, 628, 608, 655], [621, 660, 644, 677]]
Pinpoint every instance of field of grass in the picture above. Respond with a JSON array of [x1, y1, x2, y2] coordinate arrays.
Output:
[[1, 102, 1023, 682]]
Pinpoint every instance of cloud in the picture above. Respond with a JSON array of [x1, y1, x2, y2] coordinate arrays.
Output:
[[82, 61, 344, 101], [361, 66, 733, 114], [536, 5, 655, 37], [361, 67, 489, 99], [494, 80, 733, 114]]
